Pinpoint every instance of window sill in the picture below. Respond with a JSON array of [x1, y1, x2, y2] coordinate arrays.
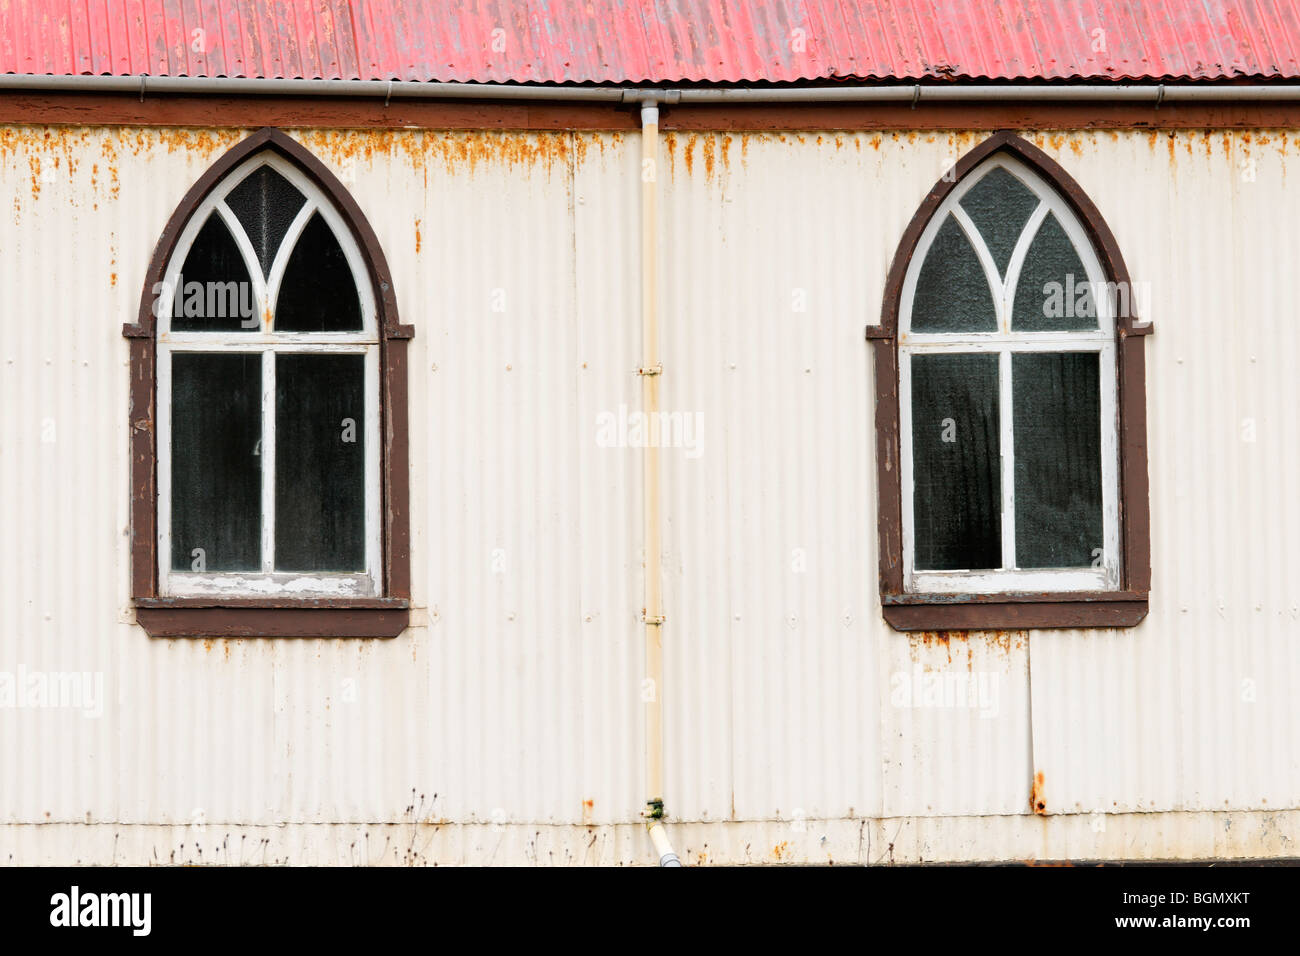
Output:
[[880, 590, 1148, 631], [133, 598, 410, 638]]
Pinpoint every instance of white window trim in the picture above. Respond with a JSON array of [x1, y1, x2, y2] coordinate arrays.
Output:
[[156, 154, 382, 599], [898, 154, 1120, 595]]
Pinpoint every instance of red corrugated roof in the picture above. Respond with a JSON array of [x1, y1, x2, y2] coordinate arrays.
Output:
[[3, 0, 1299, 85]]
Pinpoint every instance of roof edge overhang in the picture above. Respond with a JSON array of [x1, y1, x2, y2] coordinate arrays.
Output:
[[7, 73, 1300, 103]]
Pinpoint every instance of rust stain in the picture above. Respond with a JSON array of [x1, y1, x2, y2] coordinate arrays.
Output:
[[987, 629, 1023, 656], [581, 798, 594, 824], [299, 129, 577, 181], [772, 841, 790, 861], [569, 131, 595, 167], [684, 133, 697, 176], [909, 629, 963, 666], [1031, 771, 1047, 815], [413, 217, 422, 254]]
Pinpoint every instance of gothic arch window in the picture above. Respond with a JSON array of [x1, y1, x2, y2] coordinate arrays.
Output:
[[125, 128, 412, 638], [868, 132, 1151, 631]]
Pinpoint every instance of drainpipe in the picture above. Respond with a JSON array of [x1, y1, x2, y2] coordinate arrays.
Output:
[[636, 93, 682, 867]]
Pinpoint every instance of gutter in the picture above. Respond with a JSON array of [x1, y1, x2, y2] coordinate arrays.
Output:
[[4, 74, 1300, 103]]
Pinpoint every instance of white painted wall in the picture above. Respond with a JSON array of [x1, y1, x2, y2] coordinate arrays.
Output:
[[0, 125, 1296, 863]]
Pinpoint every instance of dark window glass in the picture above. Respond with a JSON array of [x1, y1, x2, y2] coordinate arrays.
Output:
[[172, 214, 257, 332], [910, 215, 997, 333], [224, 165, 306, 277], [274, 354, 366, 571], [1013, 352, 1103, 568], [1012, 213, 1097, 331], [171, 353, 263, 571], [911, 353, 1002, 570], [274, 213, 363, 332], [959, 166, 1041, 278]]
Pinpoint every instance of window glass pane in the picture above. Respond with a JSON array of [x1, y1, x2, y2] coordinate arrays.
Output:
[[171, 353, 263, 571], [911, 353, 1001, 571], [274, 213, 363, 332], [1012, 213, 1097, 331], [959, 166, 1040, 278], [1013, 352, 1103, 568], [910, 215, 997, 333], [275, 354, 366, 571], [172, 214, 257, 332], [224, 165, 306, 277]]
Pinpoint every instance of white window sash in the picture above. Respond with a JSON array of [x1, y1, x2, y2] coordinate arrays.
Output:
[[898, 154, 1122, 595], [156, 154, 383, 599]]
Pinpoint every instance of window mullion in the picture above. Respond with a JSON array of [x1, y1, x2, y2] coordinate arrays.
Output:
[[365, 347, 383, 588], [999, 347, 1016, 571], [261, 349, 276, 574]]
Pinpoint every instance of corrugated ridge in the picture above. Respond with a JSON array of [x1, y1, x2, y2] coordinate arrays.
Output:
[[4, 0, 1300, 85]]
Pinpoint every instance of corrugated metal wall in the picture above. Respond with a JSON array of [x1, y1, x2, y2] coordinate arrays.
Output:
[[1, 124, 1298, 859]]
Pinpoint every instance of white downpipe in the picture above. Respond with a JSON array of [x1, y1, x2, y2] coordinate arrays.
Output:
[[638, 98, 680, 868], [649, 819, 681, 867]]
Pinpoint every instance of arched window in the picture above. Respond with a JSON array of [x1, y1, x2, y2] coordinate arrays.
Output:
[[125, 129, 412, 638], [868, 133, 1151, 631]]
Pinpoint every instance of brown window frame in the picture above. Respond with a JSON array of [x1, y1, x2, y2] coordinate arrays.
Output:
[[867, 131, 1151, 631], [124, 128, 412, 638]]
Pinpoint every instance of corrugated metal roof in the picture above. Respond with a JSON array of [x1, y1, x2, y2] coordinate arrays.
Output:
[[2, 0, 1300, 86]]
